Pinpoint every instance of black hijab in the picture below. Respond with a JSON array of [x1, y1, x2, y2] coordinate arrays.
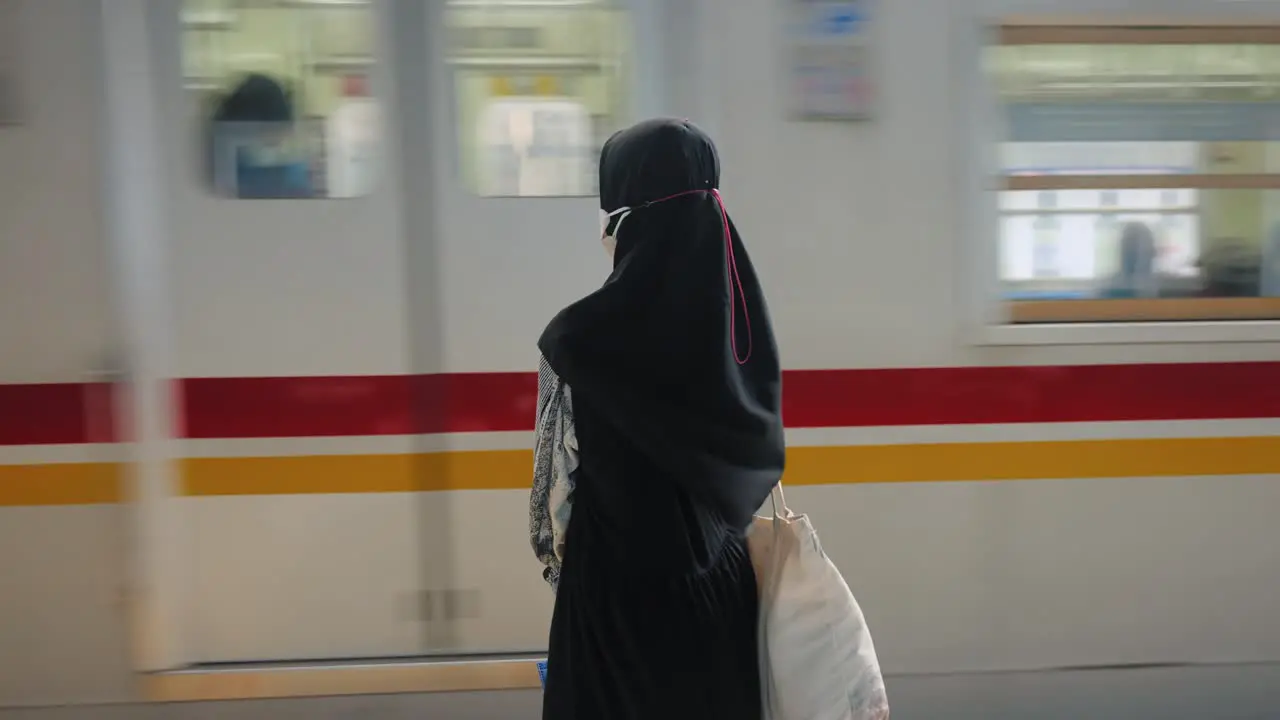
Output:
[[538, 119, 784, 535]]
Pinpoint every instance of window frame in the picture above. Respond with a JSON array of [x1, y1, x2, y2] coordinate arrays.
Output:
[[956, 10, 1280, 346], [179, 0, 383, 200]]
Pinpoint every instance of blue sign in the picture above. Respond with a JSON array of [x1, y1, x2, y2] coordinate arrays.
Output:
[[816, 4, 865, 36], [791, 0, 873, 120]]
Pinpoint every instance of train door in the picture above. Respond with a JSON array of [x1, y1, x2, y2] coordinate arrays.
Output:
[[151, 0, 428, 662], [412, 0, 681, 655]]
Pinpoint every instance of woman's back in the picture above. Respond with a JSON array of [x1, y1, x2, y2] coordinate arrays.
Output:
[[534, 119, 784, 719]]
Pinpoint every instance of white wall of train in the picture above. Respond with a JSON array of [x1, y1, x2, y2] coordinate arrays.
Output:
[[3, 0, 1280, 710]]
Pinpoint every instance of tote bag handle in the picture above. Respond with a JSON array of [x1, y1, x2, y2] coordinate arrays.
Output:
[[769, 482, 790, 522]]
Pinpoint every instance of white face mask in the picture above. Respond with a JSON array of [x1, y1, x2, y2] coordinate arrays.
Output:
[[599, 206, 633, 260]]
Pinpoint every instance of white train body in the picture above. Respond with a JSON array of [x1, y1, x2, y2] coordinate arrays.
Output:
[[2, 0, 1279, 716]]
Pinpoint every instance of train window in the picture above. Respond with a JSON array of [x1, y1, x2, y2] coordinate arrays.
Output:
[[182, 0, 379, 199], [990, 25, 1280, 322], [446, 0, 632, 197]]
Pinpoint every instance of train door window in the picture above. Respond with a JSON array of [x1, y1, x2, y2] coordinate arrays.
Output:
[[182, 0, 380, 199], [447, 0, 632, 197], [990, 24, 1280, 321]]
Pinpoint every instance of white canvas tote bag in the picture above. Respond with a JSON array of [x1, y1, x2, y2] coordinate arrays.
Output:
[[748, 483, 889, 720]]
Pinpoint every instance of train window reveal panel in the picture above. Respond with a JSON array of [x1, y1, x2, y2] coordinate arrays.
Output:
[[182, 0, 379, 199], [989, 25, 1280, 323], [447, 0, 632, 197]]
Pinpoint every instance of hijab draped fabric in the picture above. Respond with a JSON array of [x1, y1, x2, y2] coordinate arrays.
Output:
[[538, 118, 784, 540]]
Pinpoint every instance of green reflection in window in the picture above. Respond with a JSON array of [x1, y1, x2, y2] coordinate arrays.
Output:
[[988, 44, 1280, 102], [991, 40, 1280, 297], [446, 0, 632, 197]]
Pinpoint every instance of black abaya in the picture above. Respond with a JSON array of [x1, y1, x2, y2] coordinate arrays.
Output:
[[541, 481, 761, 719]]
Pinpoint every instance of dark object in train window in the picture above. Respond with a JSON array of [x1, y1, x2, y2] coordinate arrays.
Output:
[[200, 73, 377, 199]]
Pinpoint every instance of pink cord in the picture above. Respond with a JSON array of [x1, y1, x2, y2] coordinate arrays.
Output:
[[631, 189, 753, 365]]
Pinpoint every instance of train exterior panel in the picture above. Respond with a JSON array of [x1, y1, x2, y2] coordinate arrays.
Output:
[[2, 0, 1280, 713]]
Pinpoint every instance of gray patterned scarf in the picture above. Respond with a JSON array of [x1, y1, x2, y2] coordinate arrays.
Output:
[[529, 354, 577, 592]]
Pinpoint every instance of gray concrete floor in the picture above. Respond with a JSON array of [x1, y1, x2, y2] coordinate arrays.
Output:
[[2, 663, 1278, 719]]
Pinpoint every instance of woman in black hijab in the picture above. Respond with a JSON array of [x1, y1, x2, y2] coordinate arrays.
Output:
[[537, 118, 785, 719]]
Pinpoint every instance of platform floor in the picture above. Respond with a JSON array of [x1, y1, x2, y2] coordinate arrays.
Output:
[[2, 663, 1279, 719]]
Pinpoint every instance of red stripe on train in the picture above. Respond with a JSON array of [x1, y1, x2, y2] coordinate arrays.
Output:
[[0, 382, 116, 445], [180, 362, 1280, 439], [178, 373, 536, 438], [4, 362, 1279, 444]]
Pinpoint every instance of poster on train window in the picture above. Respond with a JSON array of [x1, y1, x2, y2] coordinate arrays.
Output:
[[787, 0, 873, 121], [477, 98, 593, 197]]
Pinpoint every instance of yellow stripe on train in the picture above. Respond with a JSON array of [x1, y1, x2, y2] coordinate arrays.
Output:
[[4, 435, 1280, 505]]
